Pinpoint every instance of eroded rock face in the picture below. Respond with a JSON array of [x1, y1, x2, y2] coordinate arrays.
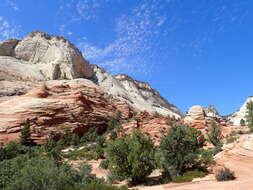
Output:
[[122, 112, 174, 144], [91, 64, 182, 119], [0, 79, 132, 144], [204, 105, 221, 119], [184, 105, 207, 129], [228, 96, 253, 126], [183, 105, 230, 139], [0, 31, 93, 81]]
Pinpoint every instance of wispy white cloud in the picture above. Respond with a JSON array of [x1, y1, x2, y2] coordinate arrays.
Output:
[[75, 0, 167, 74], [0, 16, 21, 41], [58, 0, 249, 75], [59, 24, 73, 36], [5, 0, 19, 11]]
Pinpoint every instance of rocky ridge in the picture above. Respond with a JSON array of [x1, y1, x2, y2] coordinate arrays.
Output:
[[227, 96, 253, 126], [0, 31, 93, 81], [0, 31, 182, 144], [91, 64, 181, 119]]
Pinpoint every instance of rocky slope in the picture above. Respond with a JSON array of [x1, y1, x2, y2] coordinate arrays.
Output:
[[0, 31, 182, 144], [137, 134, 253, 190], [91, 65, 181, 119], [0, 79, 132, 144], [183, 105, 233, 138], [227, 96, 253, 126]]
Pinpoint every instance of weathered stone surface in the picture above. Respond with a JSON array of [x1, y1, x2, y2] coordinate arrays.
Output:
[[0, 79, 132, 144], [122, 112, 174, 144], [203, 105, 222, 119], [228, 96, 253, 126], [0, 39, 19, 56], [91, 64, 182, 119], [184, 105, 207, 129], [0, 31, 93, 81]]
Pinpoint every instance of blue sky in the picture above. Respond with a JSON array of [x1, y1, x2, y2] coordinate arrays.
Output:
[[0, 0, 253, 115]]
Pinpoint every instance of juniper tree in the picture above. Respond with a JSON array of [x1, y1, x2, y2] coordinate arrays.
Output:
[[20, 119, 33, 146]]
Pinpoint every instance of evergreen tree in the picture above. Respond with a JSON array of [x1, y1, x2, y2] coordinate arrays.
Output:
[[208, 122, 222, 147], [20, 119, 33, 146], [106, 129, 156, 184], [159, 124, 205, 178], [246, 101, 253, 131], [240, 119, 246, 126]]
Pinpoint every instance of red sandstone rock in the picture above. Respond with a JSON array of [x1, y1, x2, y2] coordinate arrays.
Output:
[[0, 79, 132, 144]]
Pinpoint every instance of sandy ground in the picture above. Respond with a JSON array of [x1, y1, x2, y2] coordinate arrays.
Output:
[[136, 134, 253, 190], [69, 134, 253, 190]]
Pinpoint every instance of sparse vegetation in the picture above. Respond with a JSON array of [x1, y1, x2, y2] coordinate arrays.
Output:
[[159, 124, 205, 179], [246, 101, 253, 131], [106, 129, 156, 184], [208, 122, 222, 147], [240, 119, 246, 126], [215, 167, 236, 181], [20, 119, 34, 146], [172, 170, 206, 183], [226, 136, 237, 144]]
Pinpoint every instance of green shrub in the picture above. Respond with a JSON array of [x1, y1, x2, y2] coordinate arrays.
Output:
[[159, 124, 205, 178], [100, 159, 109, 169], [215, 167, 235, 181], [0, 142, 28, 161], [208, 122, 222, 146], [172, 170, 205, 183], [240, 119, 246, 126], [226, 137, 237, 144], [229, 131, 237, 137], [20, 119, 34, 146], [245, 101, 253, 132], [106, 129, 156, 184], [63, 149, 96, 160], [200, 149, 216, 166], [44, 138, 57, 152], [71, 134, 80, 146], [0, 155, 101, 190], [94, 145, 105, 159], [81, 127, 99, 143]]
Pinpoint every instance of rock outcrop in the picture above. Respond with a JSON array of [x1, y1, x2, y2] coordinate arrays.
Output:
[[91, 64, 182, 119], [184, 105, 229, 138], [0, 31, 93, 81], [122, 112, 176, 144], [0, 31, 182, 144], [0, 79, 132, 144], [184, 105, 207, 130], [227, 96, 253, 126]]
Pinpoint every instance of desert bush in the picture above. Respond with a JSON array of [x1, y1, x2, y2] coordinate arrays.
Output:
[[20, 119, 34, 146], [159, 124, 205, 178], [63, 149, 96, 160], [208, 122, 222, 147], [215, 167, 235, 181], [106, 129, 156, 184], [200, 149, 216, 166], [240, 119, 246, 126], [0, 142, 28, 161], [172, 170, 205, 183], [0, 155, 102, 190], [100, 159, 109, 169], [44, 138, 57, 152], [94, 145, 105, 159], [226, 136, 237, 144], [81, 127, 99, 143]]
